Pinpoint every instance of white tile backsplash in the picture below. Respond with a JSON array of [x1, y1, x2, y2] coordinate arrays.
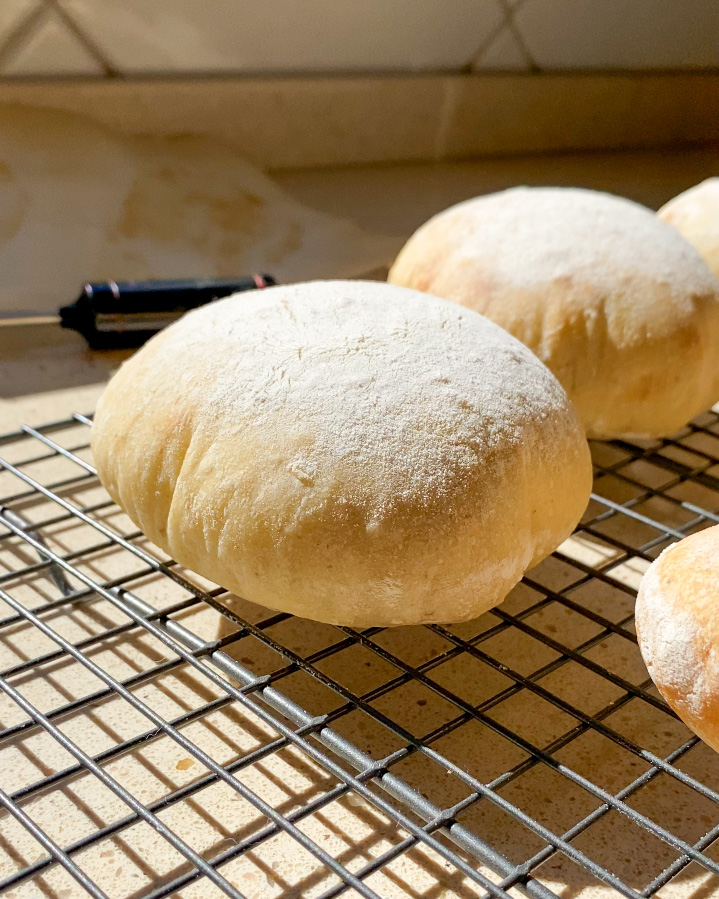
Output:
[[0, 0, 716, 77], [516, 0, 719, 70], [57, 0, 505, 73], [0, 7, 103, 75]]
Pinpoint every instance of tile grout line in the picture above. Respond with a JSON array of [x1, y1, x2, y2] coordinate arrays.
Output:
[[46, 0, 119, 76], [502, 0, 541, 72], [464, 0, 514, 71], [0, 0, 48, 74], [438, 0, 536, 158]]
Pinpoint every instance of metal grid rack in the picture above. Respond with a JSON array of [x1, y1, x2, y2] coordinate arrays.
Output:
[[1, 410, 719, 898]]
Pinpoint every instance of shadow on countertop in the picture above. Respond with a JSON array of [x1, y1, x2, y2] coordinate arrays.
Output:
[[0, 322, 133, 398]]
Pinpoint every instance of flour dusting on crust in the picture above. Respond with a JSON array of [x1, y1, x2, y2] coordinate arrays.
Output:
[[448, 187, 717, 297], [637, 554, 706, 716], [92, 280, 592, 626], [637, 527, 719, 742]]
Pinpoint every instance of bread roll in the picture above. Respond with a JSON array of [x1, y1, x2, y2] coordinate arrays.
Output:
[[388, 187, 719, 440], [92, 280, 591, 627], [659, 178, 719, 281], [636, 526, 719, 753]]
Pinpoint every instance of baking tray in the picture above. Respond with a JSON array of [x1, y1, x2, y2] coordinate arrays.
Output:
[[0, 410, 718, 898]]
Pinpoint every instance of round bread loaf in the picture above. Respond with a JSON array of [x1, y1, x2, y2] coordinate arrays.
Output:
[[388, 187, 719, 440], [92, 280, 591, 627], [659, 178, 719, 281], [636, 526, 719, 753]]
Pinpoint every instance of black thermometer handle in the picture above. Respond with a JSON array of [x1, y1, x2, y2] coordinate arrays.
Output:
[[58, 274, 275, 349]]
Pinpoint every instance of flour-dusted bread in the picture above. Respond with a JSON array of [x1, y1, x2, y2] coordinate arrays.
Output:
[[389, 187, 719, 440], [92, 280, 591, 627], [636, 526, 719, 753], [659, 178, 719, 281]]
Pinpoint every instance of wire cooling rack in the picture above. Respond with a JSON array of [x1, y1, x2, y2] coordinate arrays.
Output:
[[1, 412, 719, 899]]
